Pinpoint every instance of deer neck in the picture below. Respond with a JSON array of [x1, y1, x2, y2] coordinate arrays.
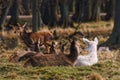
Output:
[[20, 30, 27, 35], [67, 43, 79, 63], [20, 30, 31, 39], [88, 46, 97, 57], [20, 31, 33, 47]]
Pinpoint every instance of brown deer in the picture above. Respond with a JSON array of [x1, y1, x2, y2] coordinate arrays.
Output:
[[8, 50, 35, 63], [14, 22, 53, 53], [18, 39, 80, 67], [9, 39, 52, 63]]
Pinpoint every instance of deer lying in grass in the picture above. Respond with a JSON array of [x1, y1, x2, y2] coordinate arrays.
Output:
[[9, 40, 59, 63], [74, 37, 98, 66], [17, 39, 60, 61], [14, 22, 53, 52], [19, 39, 80, 67], [8, 50, 36, 63]]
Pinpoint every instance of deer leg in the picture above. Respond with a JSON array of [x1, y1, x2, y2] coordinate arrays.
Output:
[[64, 58, 74, 66], [45, 45, 50, 53], [23, 58, 31, 67]]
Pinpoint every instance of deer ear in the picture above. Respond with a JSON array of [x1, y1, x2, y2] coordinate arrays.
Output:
[[83, 38, 89, 43], [83, 38, 90, 45], [94, 37, 98, 44]]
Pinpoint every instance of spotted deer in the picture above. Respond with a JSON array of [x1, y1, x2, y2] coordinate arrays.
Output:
[[14, 22, 53, 53]]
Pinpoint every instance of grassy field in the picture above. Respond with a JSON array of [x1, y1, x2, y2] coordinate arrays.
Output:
[[0, 21, 120, 80]]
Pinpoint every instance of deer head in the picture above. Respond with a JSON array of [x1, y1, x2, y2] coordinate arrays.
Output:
[[14, 22, 27, 34], [83, 37, 98, 53]]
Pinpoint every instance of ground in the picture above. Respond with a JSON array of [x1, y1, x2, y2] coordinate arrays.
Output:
[[0, 21, 120, 80]]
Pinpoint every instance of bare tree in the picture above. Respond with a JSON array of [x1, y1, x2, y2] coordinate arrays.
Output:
[[41, 0, 50, 25], [32, 0, 43, 32], [0, 0, 13, 30], [106, 0, 120, 46], [8, 0, 19, 25], [59, 0, 73, 27], [105, 0, 115, 20], [22, 0, 30, 15], [72, 0, 83, 22], [49, 0, 59, 27], [90, 0, 101, 21]]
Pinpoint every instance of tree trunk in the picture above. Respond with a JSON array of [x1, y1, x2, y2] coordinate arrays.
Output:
[[38, 0, 44, 27], [32, 0, 39, 32], [22, 0, 30, 15], [7, 0, 19, 26], [32, 0, 43, 31], [0, 0, 13, 30], [106, 0, 120, 46], [59, 0, 73, 27], [91, 0, 101, 21], [72, 0, 92, 22], [38, 10, 44, 28], [105, 0, 115, 20], [41, 0, 50, 25], [72, 0, 83, 22], [68, 0, 74, 13], [49, 0, 59, 27], [82, 0, 92, 22]]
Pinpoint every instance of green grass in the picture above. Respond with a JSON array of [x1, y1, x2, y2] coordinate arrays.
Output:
[[0, 58, 119, 80]]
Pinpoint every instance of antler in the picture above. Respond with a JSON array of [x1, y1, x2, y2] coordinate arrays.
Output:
[[17, 23, 21, 27], [22, 22, 27, 28], [17, 22, 27, 28]]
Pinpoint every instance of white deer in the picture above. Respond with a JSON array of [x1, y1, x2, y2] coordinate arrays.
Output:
[[74, 37, 98, 66]]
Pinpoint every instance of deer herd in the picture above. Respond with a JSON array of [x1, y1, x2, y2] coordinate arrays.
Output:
[[9, 22, 99, 67]]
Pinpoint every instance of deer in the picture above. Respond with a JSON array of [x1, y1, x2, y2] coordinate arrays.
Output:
[[9, 39, 59, 63], [74, 37, 98, 66], [18, 39, 80, 67], [14, 22, 53, 53], [49, 40, 67, 54], [8, 50, 36, 63]]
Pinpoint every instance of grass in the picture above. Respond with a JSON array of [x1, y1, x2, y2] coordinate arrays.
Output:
[[0, 21, 120, 80], [0, 58, 119, 80]]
